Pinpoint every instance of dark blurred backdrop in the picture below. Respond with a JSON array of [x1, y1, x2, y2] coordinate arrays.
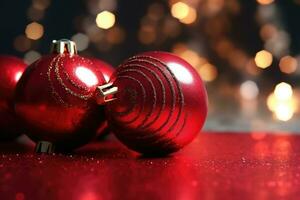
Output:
[[1, 0, 300, 131]]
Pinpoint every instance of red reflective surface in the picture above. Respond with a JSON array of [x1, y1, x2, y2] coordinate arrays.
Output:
[[107, 51, 208, 154], [14, 53, 106, 150], [0, 55, 26, 140], [90, 58, 115, 83], [89, 58, 115, 139], [1, 132, 300, 199]]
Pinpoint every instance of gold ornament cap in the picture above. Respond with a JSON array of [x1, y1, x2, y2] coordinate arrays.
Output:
[[95, 82, 118, 105], [35, 141, 55, 154], [51, 39, 77, 56]]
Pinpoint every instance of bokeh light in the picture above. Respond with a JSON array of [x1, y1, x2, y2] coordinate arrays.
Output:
[[98, 0, 117, 11], [274, 82, 293, 101], [274, 104, 294, 121], [86, 24, 105, 43], [171, 2, 190, 20], [71, 33, 90, 51], [267, 82, 297, 121], [204, 0, 225, 16], [27, 6, 45, 21], [260, 24, 277, 41], [246, 59, 261, 76], [171, 2, 197, 24], [240, 81, 259, 100], [25, 22, 44, 40], [32, 0, 51, 10], [254, 50, 273, 69], [179, 7, 197, 24], [172, 44, 217, 82], [24, 50, 41, 65], [197, 63, 218, 82], [163, 17, 181, 38], [279, 55, 298, 74], [96, 11, 116, 29], [179, 49, 201, 67], [13, 35, 31, 52], [106, 26, 125, 44], [148, 3, 164, 21], [267, 93, 296, 121], [257, 0, 274, 5], [138, 25, 156, 45]]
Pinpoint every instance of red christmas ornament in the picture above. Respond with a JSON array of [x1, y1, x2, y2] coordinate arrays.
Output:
[[14, 39, 107, 153], [89, 58, 115, 139], [90, 58, 115, 83], [100, 51, 208, 154], [0, 55, 26, 140]]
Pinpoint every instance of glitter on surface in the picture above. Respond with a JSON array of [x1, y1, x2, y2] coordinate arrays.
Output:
[[1, 132, 300, 199]]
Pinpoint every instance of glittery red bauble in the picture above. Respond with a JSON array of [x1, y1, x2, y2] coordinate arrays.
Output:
[[0, 55, 26, 140], [106, 51, 208, 154], [90, 58, 115, 83], [90, 58, 115, 139], [14, 41, 107, 151]]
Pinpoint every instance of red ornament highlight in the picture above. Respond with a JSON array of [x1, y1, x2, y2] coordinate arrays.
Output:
[[90, 58, 115, 139], [90, 58, 115, 83], [0, 55, 27, 140], [14, 39, 107, 152], [105, 51, 208, 154]]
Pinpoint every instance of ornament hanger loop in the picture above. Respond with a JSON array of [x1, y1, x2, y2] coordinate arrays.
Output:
[[96, 82, 118, 105], [51, 39, 77, 56], [35, 141, 55, 153]]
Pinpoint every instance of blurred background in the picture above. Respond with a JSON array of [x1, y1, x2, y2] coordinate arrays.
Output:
[[1, 0, 300, 132]]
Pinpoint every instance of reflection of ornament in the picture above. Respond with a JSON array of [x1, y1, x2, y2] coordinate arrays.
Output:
[[14, 39, 107, 153], [0, 55, 27, 140], [98, 51, 208, 154], [89, 58, 115, 139]]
